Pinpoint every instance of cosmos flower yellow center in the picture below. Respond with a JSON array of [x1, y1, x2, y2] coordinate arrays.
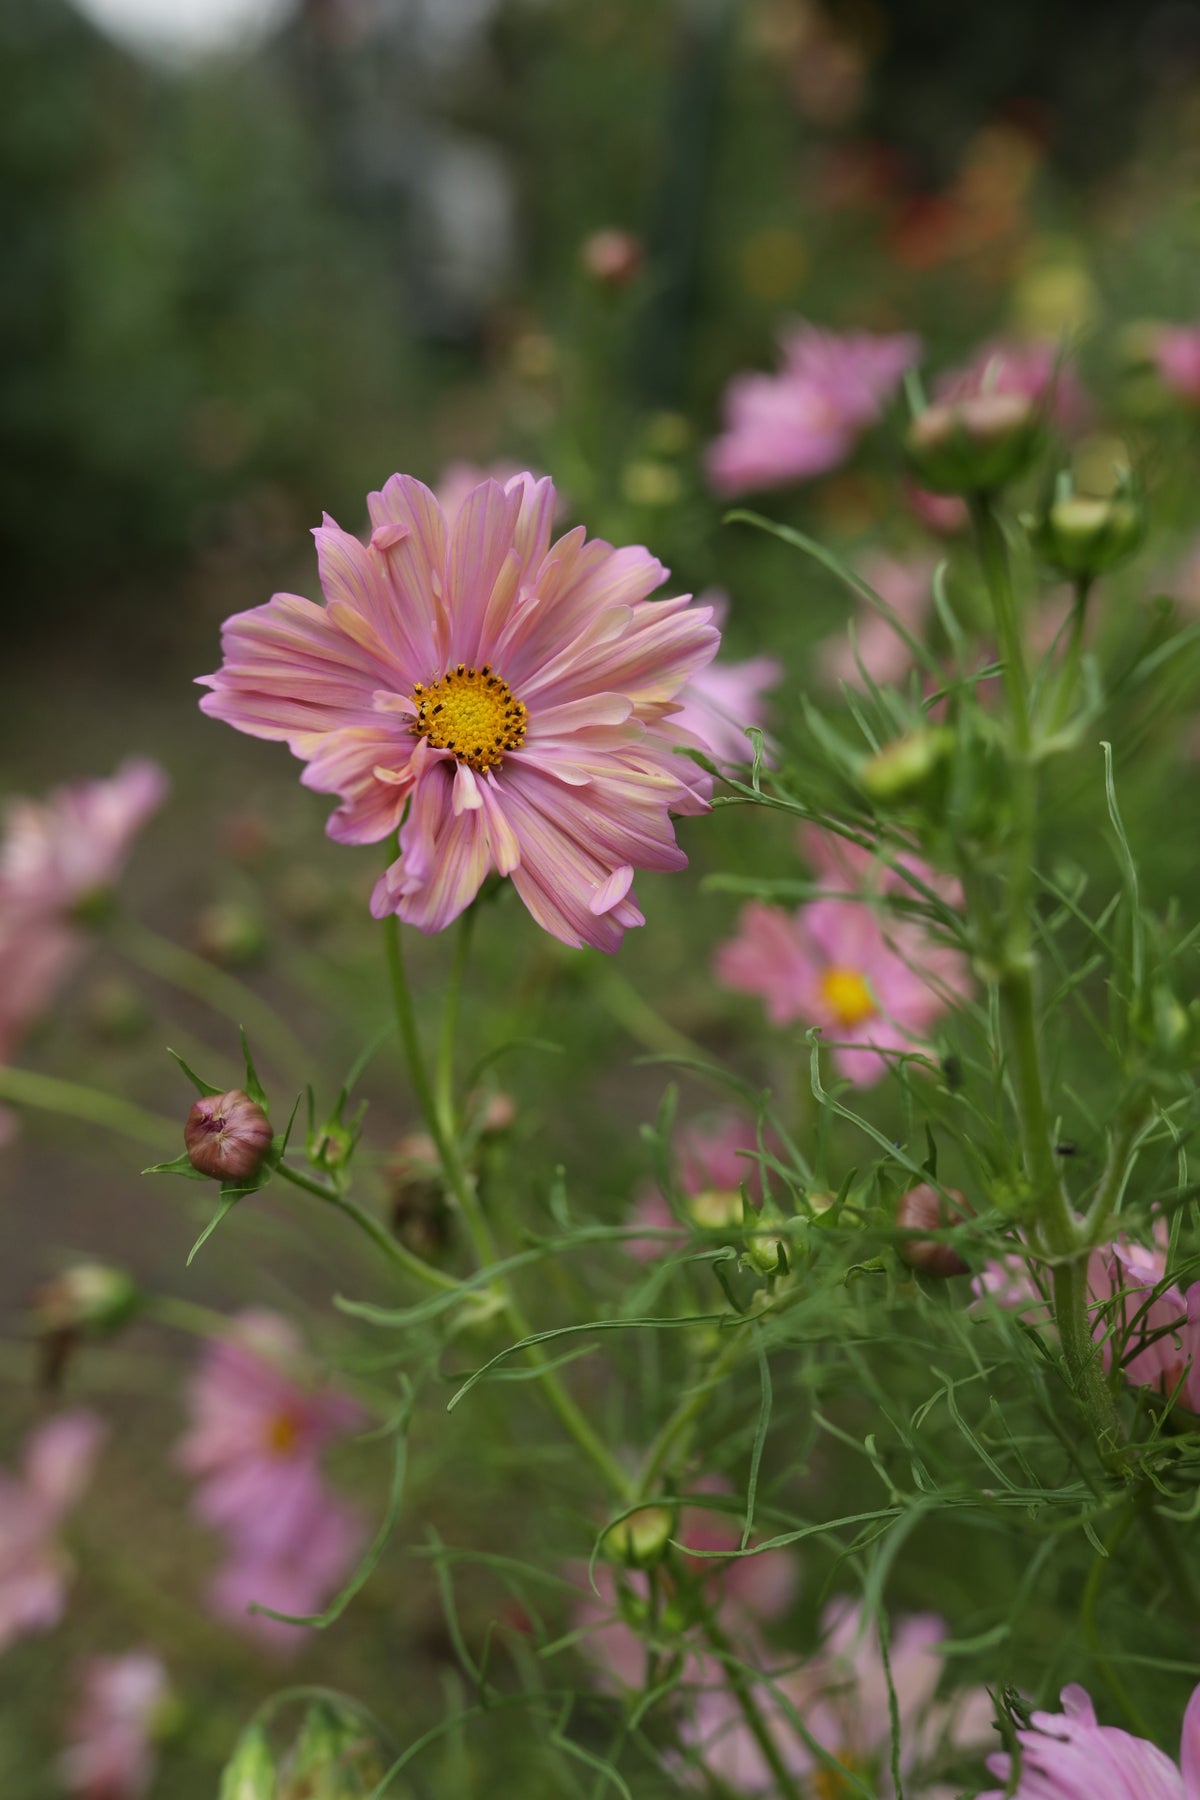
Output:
[[819, 965, 877, 1029], [265, 1411, 302, 1457], [409, 664, 528, 775], [812, 1755, 865, 1800]]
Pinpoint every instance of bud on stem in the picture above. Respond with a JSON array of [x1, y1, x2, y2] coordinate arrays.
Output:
[[184, 1090, 272, 1183]]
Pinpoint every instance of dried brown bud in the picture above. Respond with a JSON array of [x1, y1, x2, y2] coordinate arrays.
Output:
[[895, 1184, 969, 1277], [184, 1089, 273, 1183], [387, 1135, 451, 1260]]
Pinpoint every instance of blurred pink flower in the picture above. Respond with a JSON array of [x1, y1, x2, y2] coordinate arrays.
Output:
[[572, 1480, 799, 1692], [177, 1310, 365, 1563], [199, 473, 717, 950], [907, 481, 969, 536], [1088, 1236, 1187, 1397], [706, 322, 920, 497], [1155, 327, 1200, 405], [981, 1681, 1200, 1798], [799, 823, 962, 911], [972, 1252, 1048, 1316], [676, 1598, 991, 1796], [934, 337, 1090, 431], [714, 895, 968, 1085], [435, 460, 525, 522], [60, 1651, 169, 1799], [0, 763, 167, 1088], [665, 590, 781, 803], [0, 1411, 106, 1652], [207, 1492, 365, 1654], [0, 761, 168, 918], [627, 1114, 768, 1260], [815, 553, 937, 691]]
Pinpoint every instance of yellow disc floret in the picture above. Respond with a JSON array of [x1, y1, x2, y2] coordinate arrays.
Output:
[[409, 664, 528, 775], [819, 965, 877, 1030]]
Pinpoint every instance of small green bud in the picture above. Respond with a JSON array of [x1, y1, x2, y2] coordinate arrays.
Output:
[[687, 1187, 743, 1232], [220, 1724, 277, 1800], [1026, 489, 1144, 577], [742, 1230, 788, 1276], [906, 392, 1042, 495], [35, 1263, 140, 1337], [280, 1703, 385, 1797], [602, 1503, 676, 1568], [861, 727, 951, 803]]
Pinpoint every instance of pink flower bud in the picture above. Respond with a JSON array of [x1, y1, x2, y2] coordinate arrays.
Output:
[[184, 1090, 272, 1183], [896, 1184, 969, 1277]]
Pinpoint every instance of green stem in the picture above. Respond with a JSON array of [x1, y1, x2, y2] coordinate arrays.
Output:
[[967, 496, 1122, 1458], [114, 916, 307, 1087], [1049, 576, 1093, 733], [0, 1064, 174, 1148], [382, 912, 633, 1503], [693, 1604, 805, 1800], [436, 908, 476, 1142], [274, 1159, 459, 1293], [639, 1329, 747, 1491]]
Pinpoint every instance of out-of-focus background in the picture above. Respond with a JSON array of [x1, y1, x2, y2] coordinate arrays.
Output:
[[5, 0, 1200, 1791]]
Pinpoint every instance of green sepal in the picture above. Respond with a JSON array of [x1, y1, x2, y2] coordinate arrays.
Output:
[[142, 1150, 210, 1181], [167, 1048, 223, 1098]]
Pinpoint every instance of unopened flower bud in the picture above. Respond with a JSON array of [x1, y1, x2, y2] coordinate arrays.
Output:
[[688, 1187, 744, 1232], [34, 1262, 141, 1391], [861, 727, 951, 803], [35, 1263, 139, 1337], [280, 1702, 385, 1797], [906, 392, 1042, 495], [1027, 491, 1144, 578], [895, 1184, 969, 1277], [580, 227, 643, 288], [219, 1725, 277, 1800], [387, 1134, 452, 1259], [184, 1090, 273, 1183], [602, 1503, 676, 1568], [193, 901, 267, 967], [743, 1229, 788, 1275]]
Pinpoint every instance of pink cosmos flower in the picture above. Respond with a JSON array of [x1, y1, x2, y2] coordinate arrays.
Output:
[[714, 895, 968, 1085], [207, 1491, 365, 1653], [198, 474, 718, 950], [971, 1251, 1049, 1316], [0, 764, 167, 1101], [626, 1115, 768, 1261], [1155, 327, 1200, 404], [60, 1651, 169, 1799], [675, 1598, 992, 1797], [0, 762, 168, 918], [177, 1310, 365, 1562], [798, 823, 962, 911], [815, 553, 937, 692], [664, 591, 781, 803], [706, 322, 920, 497], [933, 337, 1090, 431], [0, 1410, 106, 1652], [1088, 1236, 1188, 1397], [981, 1681, 1200, 1798]]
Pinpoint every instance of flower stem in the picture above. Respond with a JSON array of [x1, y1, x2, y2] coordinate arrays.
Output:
[[967, 495, 1122, 1457], [382, 911, 633, 1503], [273, 1159, 459, 1293], [0, 1063, 174, 1148]]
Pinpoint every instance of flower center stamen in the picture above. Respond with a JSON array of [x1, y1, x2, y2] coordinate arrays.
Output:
[[264, 1410, 302, 1457], [409, 664, 528, 775], [819, 965, 877, 1029]]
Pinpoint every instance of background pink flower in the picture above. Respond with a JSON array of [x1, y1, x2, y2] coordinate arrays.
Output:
[[714, 894, 968, 1085], [981, 1681, 1200, 1798], [626, 1115, 768, 1261], [0, 1410, 106, 1653], [674, 1598, 991, 1797], [60, 1651, 169, 1800], [933, 337, 1090, 430], [0, 763, 167, 1088], [705, 322, 919, 496], [1155, 326, 1200, 404], [0, 761, 168, 917], [177, 1310, 363, 1553], [199, 472, 718, 951], [177, 1311, 366, 1652], [815, 552, 937, 692]]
